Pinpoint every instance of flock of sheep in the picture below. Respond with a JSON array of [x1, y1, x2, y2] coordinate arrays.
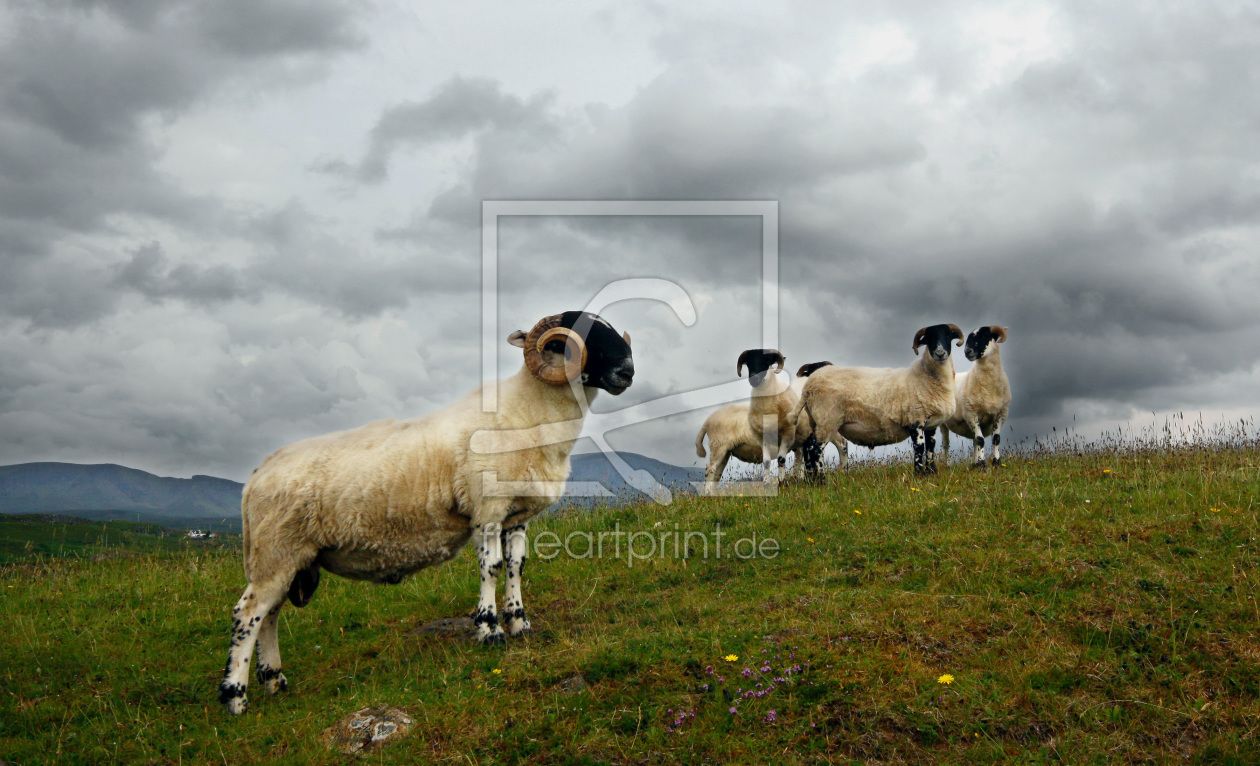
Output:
[[698, 323, 1011, 487], [217, 311, 1009, 714]]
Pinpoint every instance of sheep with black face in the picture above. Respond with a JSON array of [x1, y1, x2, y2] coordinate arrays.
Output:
[[736, 349, 814, 483], [695, 360, 842, 492], [217, 311, 633, 715], [941, 326, 1010, 468], [791, 324, 964, 475]]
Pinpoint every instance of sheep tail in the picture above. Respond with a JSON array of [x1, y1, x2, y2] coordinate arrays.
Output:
[[695, 422, 709, 458], [789, 393, 811, 433]]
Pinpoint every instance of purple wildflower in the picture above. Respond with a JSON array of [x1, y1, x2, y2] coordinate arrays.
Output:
[[729, 707, 738, 715], [764, 710, 777, 723], [742, 668, 753, 678]]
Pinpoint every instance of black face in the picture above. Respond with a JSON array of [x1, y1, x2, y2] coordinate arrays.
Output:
[[548, 310, 634, 395], [737, 349, 785, 387], [915, 324, 963, 364], [964, 326, 1002, 362], [796, 361, 832, 378]]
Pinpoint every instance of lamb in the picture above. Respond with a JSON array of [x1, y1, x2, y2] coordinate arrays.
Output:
[[695, 361, 843, 493], [941, 326, 1010, 468], [791, 324, 964, 475], [218, 311, 634, 715], [737, 349, 814, 483], [694, 403, 763, 493]]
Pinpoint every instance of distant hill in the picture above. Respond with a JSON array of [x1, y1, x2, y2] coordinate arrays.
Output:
[[0, 463, 244, 520], [0, 453, 702, 529], [562, 451, 703, 507]]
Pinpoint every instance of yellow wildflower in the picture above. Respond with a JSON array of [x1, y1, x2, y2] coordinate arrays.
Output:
[[911, 487, 921, 492], [854, 510, 862, 515], [807, 537, 815, 543], [937, 673, 955, 684], [724, 654, 739, 662], [1211, 507, 1221, 513], [492, 668, 502, 675], [1103, 469, 1111, 474]]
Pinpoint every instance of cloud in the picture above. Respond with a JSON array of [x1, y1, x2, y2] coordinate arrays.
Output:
[[2, 0, 1259, 479], [0, 0, 368, 327], [318, 76, 559, 183]]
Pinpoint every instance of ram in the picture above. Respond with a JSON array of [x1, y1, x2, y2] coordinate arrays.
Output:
[[941, 326, 1010, 468], [791, 324, 963, 475], [218, 311, 634, 714]]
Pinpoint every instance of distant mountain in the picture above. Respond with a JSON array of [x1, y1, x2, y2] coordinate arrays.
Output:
[[0, 453, 701, 529], [0, 463, 244, 520], [562, 451, 702, 507]]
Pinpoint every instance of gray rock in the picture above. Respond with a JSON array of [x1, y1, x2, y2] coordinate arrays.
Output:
[[320, 705, 415, 755], [557, 674, 589, 694], [410, 617, 477, 638]]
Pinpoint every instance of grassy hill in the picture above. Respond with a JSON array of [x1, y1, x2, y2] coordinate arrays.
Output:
[[0, 514, 236, 565], [1, 445, 1258, 764]]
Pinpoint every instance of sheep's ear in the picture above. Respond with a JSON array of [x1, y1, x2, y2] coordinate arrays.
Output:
[[507, 330, 527, 348], [622, 331, 631, 347]]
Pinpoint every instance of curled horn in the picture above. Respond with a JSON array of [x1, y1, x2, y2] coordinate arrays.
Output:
[[771, 351, 785, 373], [992, 326, 1007, 343], [947, 323, 965, 346], [912, 327, 928, 356], [523, 315, 587, 385], [736, 350, 753, 377]]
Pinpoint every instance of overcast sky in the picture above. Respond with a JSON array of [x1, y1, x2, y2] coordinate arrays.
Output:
[[2, 0, 1258, 481]]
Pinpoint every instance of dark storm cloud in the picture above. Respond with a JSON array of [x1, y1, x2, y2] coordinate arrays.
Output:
[[339, 1, 1260, 453], [0, 0, 367, 327], [319, 77, 560, 183], [112, 243, 257, 306]]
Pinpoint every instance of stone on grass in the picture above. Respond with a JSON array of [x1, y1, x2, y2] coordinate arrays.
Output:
[[409, 616, 477, 639], [320, 705, 414, 755]]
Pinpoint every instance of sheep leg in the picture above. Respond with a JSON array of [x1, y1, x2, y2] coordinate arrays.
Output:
[[971, 422, 987, 468], [706, 450, 732, 494], [834, 437, 848, 471], [761, 443, 779, 484], [501, 523, 531, 637], [254, 601, 288, 695], [990, 427, 1004, 467], [801, 435, 823, 483], [940, 428, 951, 465], [473, 523, 507, 645], [924, 427, 938, 474], [911, 424, 928, 475], [219, 578, 288, 715]]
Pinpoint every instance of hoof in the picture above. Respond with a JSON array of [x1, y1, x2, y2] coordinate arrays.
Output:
[[990, 457, 1003, 468], [971, 461, 988, 471], [476, 628, 507, 646], [508, 621, 533, 638], [219, 681, 248, 714], [256, 666, 288, 695]]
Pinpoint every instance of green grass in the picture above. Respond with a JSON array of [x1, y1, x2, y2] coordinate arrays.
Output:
[[2, 447, 1259, 764], [0, 515, 235, 565]]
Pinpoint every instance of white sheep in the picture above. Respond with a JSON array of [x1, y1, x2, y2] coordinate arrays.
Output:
[[791, 324, 964, 475], [218, 311, 634, 715], [695, 361, 844, 492], [941, 326, 1010, 468], [695, 402, 763, 493], [736, 349, 814, 484]]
